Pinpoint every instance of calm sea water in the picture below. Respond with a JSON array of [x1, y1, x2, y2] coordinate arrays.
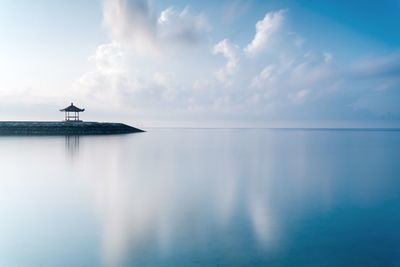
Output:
[[0, 128, 399, 267]]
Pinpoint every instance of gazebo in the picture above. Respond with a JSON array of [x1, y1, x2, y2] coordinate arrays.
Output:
[[60, 103, 85, 121]]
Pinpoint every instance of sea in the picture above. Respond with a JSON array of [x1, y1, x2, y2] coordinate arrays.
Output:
[[0, 128, 399, 267]]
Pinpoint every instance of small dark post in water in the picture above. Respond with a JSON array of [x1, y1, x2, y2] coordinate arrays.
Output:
[[60, 103, 85, 122]]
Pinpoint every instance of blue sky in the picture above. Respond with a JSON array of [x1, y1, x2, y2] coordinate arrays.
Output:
[[0, 0, 399, 127]]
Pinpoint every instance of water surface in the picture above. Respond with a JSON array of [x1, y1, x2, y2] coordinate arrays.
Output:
[[0, 129, 399, 267]]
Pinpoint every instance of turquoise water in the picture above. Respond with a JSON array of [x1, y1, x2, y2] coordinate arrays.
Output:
[[0, 129, 399, 267]]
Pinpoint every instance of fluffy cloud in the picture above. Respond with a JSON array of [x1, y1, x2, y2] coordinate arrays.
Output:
[[91, 42, 126, 74], [73, 2, 400, 126], [103, 0, 209, 56], [103, 0, 157, 54], [158, 7, 210, 44], [213, 39, 239, 85], [244, 10, 286, 57]]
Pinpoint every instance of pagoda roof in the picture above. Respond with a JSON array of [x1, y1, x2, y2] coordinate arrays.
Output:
[[60, 103, 85, 112]]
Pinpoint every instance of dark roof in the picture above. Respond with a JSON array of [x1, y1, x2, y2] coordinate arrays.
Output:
[[60, 103, 85, 112]]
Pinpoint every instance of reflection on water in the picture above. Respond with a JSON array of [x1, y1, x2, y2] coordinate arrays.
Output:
[[65, 135, 80, 158], [0, 129, 399, 267]]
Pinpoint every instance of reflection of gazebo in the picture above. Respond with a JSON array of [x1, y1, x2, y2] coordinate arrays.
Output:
[[60, 103, 85, 121]]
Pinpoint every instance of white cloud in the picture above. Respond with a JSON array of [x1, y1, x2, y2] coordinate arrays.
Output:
[[103, 0, 157, 54], [73, 3, 400, 126], [158, 7, 174, 25], [91, 42, 126, 74], [72, 0, 217, 116], [244, 10, 286, 57], [158, 6, 210, 45], [251, 65, 275, 88], [0, 1, 398, 126], [213, 39, 239, 85], [103, 0, 210, 57]]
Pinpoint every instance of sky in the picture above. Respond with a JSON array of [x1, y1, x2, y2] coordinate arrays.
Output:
[[0, 0, 399, 127]]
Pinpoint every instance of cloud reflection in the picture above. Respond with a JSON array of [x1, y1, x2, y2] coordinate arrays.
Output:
[[75, 131, 285, 266], [67, 129, 400, 266], [84, 130, 344, 266]]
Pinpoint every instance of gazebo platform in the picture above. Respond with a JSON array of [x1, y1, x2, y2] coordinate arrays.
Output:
[[0, 121, 144, 135]]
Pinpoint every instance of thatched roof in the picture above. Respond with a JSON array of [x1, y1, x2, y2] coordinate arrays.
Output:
[[60, 103, 85, 112]]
